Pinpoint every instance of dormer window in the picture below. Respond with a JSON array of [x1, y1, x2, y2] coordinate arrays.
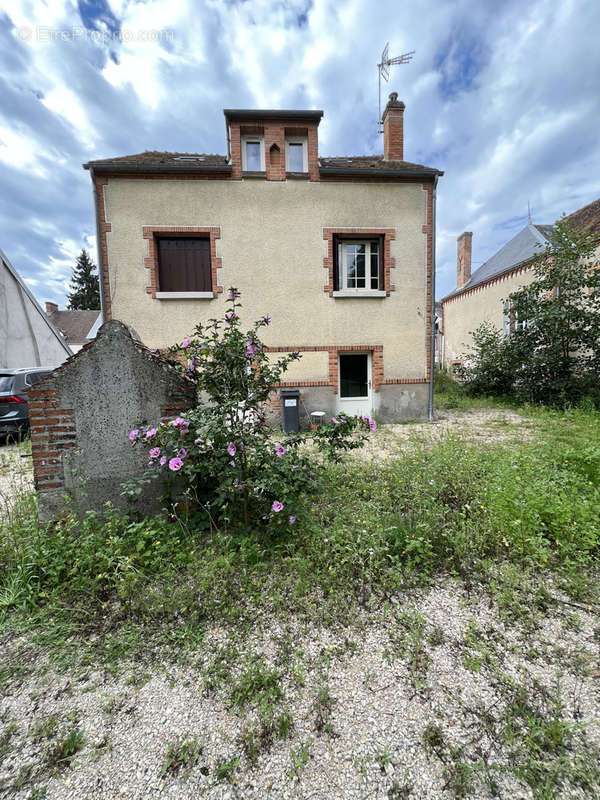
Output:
[[285, 137, 307, 173], [241, 136, 265, 171]]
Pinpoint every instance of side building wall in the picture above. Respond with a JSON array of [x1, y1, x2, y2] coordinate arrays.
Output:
[[442, 267, 535, 365]]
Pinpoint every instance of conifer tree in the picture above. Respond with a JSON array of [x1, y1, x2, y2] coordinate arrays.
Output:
[[67, 249, 100, 310]]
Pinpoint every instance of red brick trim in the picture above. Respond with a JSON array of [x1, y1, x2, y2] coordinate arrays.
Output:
[[142, 226, 223, 299], [264, 344, 424, 394], [441, 263, 532, 306], [94, 175, 112, 320], [322, 228, 396, 297], [422, 183, 434, 378], [28, 386, 76, 492]]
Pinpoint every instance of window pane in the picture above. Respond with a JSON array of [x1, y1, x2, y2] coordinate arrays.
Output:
[[345, 247, 356, 287], [287, 143, 304, 172], [246, 142, 261, 171], [370, 249, 379, 288], [158, 238, 211, 292], [340, 354, 368, 397]]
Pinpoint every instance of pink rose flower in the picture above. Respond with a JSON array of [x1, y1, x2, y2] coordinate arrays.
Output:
[[128, 429, 139, 441], [150, 447, 161, 459], [178, 448, 187, 458], [227, 442, 237, 457], [275, 444, 287, 456], [160, 456, 167, 466], [169, 457, 183, 471], [289, 515, 296, 524], [182, 338, 191, 348], [145, 428, 157, 438], [272, 500, 283, 513]]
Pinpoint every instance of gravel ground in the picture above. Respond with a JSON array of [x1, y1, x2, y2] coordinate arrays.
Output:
[[0, 442, 33, 516], [1, 581, 598, 799]]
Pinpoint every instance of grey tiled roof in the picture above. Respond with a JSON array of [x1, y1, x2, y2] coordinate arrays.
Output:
[[47, 310, 100, 345], [443, 223, 554, 301], [84, 152, 228, 167]]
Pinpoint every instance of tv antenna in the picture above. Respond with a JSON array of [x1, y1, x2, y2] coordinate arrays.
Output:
[[378, 42, 415, 132]]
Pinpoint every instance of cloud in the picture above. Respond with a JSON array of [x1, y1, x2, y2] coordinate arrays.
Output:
[[1, 0, 599, 309]]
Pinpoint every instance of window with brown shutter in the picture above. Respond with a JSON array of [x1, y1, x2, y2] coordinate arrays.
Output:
[[157, 238, 212, 292]]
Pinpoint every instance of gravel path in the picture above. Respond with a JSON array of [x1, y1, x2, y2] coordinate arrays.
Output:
[[2, 581, 598, 799], [0, 442, 33, 517]]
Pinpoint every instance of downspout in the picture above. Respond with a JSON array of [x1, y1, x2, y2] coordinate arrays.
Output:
[[428, 176, 438, 420], [90, 167, 106, 323]]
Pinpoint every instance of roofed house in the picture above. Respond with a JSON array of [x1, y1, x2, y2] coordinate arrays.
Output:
[[441, 222, 554, 367], [441, 196, 600, 368], [44, 303, 100, 353], [0, 247, 71, 368], [83, 94, 443, 421]]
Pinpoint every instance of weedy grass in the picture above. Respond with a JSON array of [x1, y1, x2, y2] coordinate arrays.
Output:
[[161, 736, 204, 778], [0, 404, 599, 794]]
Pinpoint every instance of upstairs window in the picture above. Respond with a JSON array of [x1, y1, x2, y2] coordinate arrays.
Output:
[[158, 238, 212, 293], [285, 137, 307, 172], [338, 239, 382, 292], [241, 136, 265, 171]]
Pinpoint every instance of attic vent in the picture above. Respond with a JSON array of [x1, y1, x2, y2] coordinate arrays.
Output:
[[174, 156, 206, 161]]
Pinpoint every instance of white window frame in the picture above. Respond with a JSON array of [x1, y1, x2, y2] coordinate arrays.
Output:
[[285, 137, 308, 173], [340, 240, 381, 293], [241, 135, 265, 171]]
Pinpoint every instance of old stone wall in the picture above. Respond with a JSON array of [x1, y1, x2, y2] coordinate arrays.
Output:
[[29, 320, 195, 521]]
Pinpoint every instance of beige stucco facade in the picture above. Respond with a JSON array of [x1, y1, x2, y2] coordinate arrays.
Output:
[[442, 267, 535, 364], [101, 177, 432, 412]]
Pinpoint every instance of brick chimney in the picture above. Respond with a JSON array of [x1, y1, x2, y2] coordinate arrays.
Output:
[[456, 232, 473, 288], [45, 301, 58, 314], [382, 92, 405, 161]]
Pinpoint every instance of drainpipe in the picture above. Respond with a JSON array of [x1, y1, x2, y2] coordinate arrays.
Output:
[[90, 166, 106, 323], [428, 176, 438, 420]]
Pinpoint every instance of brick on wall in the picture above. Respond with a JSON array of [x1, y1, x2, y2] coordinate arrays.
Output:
[[28, 385, 76, 492]]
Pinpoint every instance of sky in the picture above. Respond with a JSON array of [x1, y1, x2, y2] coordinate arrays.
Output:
[[1, 0, 599, 307]]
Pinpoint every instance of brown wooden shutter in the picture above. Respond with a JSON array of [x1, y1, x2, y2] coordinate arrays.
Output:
[[378, 234, 385, 292], [332, 234, 341, 291], [158, 238, 211, 292]]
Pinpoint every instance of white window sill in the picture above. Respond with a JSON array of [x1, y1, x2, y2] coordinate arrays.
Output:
[[332, 290, 386, 298], [155, 292, 214, 300]]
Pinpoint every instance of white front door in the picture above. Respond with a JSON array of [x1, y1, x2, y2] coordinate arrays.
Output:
[[337, 352, 372, 417]]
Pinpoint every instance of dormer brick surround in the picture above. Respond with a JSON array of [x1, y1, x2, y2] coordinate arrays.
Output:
[[224, 109, 322, 181]]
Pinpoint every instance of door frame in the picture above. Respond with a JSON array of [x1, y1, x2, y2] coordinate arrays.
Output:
[[337, 351, 373, 416]]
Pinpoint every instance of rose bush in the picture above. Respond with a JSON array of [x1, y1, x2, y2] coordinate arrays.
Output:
[[129, 289, 376, 527]]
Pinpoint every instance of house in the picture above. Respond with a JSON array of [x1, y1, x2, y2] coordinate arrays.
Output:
[[441, 196, 600, 368], [44, 302, 100, 353], [441, 223, 553, 367], [0, 246, 72, 368], [83, 93, 443, 422]]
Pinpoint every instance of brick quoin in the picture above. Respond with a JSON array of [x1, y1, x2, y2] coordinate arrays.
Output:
[[29, 386, 76, 493]]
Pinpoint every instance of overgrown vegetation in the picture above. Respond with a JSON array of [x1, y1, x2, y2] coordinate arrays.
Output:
[[1, 402, 599, 796], [459, 219, 600, 406]]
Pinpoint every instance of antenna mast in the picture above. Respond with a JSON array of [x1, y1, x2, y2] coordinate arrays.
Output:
[[378, 43, 415, 132]]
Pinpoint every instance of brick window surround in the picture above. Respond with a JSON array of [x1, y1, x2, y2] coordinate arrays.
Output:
[[143, 226, 223, 299], [323, 228, 396, 297]]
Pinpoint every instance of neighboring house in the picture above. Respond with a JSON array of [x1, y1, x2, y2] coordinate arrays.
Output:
[[434, 301, 443, 365], [441, 196, 600, 368], [44, 303, 100, 353], [83, 93, 443, 421], [0, 247, 72, 369]]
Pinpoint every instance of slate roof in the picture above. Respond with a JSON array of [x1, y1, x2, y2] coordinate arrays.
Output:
[[46, 310, 100, 346], [84, 151, 442, 175], [84, 152, 229, 168], [442, 223, 554, 302]]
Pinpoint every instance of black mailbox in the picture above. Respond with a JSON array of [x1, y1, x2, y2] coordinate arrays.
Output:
[[280, 388, 300, 433]]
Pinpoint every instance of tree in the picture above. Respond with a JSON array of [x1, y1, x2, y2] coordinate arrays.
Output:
[[461, 218, 600, 406], [508, 217, 600, 405], [67, 249, 100, 310]]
